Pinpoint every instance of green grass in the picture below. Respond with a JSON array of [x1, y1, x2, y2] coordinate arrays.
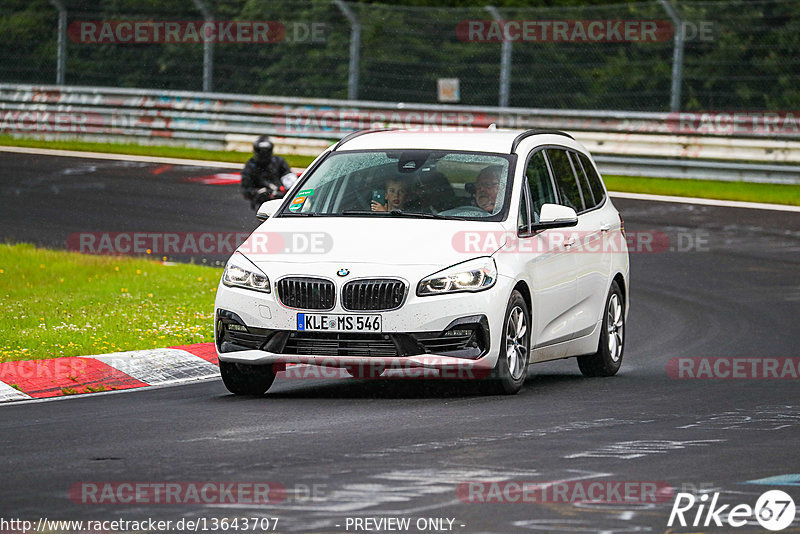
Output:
[[604, 175, 800, 206], [0, 243, 222, 362], [0, 134, 317, 169]]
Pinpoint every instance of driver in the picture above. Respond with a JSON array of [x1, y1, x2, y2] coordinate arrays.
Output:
[[472, 165, 502, 212]]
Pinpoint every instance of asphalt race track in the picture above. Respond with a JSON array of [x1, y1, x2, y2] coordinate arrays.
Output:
[[0, 151, 259, 265], [1, 152, 799, 533]]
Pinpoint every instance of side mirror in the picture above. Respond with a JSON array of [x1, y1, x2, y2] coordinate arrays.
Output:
[[256, 199, 284, 221], [531, 203, 578, 231]]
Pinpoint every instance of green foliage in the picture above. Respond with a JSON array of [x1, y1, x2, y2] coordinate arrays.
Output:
[[0, 0, 58, 83], [0, 0, 798, 110]]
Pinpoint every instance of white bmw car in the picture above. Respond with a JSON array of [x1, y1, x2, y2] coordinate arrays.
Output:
[[214, 129, 629, 395]]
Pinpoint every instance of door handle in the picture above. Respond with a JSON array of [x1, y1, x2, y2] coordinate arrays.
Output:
[[565, 237, 576, 249], [600, 224, 611, 233]]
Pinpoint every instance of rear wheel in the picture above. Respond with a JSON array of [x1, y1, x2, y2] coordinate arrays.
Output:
[[220, 361, 275, 395], [577, 281, 625, 377], [483, 290, 530, 395]]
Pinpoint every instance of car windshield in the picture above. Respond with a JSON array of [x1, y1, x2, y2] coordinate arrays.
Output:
[[280, 149, 514, 220]]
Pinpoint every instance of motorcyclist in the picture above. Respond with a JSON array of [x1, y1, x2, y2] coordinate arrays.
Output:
[[240, 136, 297, 210]]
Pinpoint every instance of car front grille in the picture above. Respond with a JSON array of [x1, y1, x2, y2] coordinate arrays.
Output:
[[277, 277, 336, 310], [341, 279, 406, 311], [282, 332, 398, 358]]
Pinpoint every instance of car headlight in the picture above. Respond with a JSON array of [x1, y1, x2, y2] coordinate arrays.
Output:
[[222, 253, 271, 293], [417, 257, 497, 296]]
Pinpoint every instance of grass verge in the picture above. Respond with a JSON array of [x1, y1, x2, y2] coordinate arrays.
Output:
[[0, 243, 222, 362], [0, 134, 317, 169], [603, 175, 800, 206]]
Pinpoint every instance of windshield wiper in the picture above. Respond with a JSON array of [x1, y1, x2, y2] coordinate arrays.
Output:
[[340, 210, 388, 216], [340, 209, 449, 219], [387, 209, 449, 219]]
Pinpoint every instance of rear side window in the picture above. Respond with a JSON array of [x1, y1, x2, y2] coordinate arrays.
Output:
[[570, 152, 597, 210], [577, 153, 606, 206], [545, 149, 584, 212], [525, 150, 556, 220]]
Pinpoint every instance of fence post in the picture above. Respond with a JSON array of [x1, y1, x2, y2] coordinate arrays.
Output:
[[192, 0, 213, 92], [49, 0, 67, 85], [485, 6, 511, 108], [659, 0, 684, 112], [334, 0, 360, 100]]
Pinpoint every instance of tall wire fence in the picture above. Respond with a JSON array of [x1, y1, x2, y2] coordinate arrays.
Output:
[[1, 0, 798, 112]]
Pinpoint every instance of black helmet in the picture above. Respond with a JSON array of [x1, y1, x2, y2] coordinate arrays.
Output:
[[253, 135, 274, 159]]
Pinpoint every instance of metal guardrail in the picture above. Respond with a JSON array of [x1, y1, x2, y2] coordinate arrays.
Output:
[[1, 83, 799, 184]]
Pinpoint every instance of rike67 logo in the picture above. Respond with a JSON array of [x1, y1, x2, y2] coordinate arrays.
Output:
[[668, 490, 796, 531]]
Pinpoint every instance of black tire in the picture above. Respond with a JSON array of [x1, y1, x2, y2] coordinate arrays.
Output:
[[483, 290, 530, 395], [220, 361, 276, 395], [577, 281, 625, 377]]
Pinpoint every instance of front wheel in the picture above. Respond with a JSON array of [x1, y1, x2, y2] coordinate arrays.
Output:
[[577, 281, 625, 377], [220, 361, 276, 395], [483, 290, 530, 395]]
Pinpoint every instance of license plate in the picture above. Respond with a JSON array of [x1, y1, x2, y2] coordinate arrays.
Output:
[[297, 313, 382, 332]]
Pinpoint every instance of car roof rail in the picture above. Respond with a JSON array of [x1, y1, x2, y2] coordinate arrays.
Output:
[[511, 129, 574, 152], [333, 128, 396, 150]]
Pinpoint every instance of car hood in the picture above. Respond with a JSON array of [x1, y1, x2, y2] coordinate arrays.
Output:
[[237, 216, 509, 269]]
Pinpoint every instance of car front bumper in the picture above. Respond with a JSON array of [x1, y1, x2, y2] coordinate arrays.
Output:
[[213, 272, 515, 373]]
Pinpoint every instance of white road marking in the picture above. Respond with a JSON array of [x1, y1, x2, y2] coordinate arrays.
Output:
[[676, 406, 800, 431], [0, 145, 243, 168], [0, 146, 304, 173], [349, 418, 654, 459], [564, 439, 724, 460], [609, 191, 800, 212]]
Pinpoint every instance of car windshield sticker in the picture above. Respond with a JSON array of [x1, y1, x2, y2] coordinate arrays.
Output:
[[288, 195, 307, 212]]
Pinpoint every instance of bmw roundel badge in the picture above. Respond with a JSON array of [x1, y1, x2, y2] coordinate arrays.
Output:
[[337, 268, 350, 277]]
